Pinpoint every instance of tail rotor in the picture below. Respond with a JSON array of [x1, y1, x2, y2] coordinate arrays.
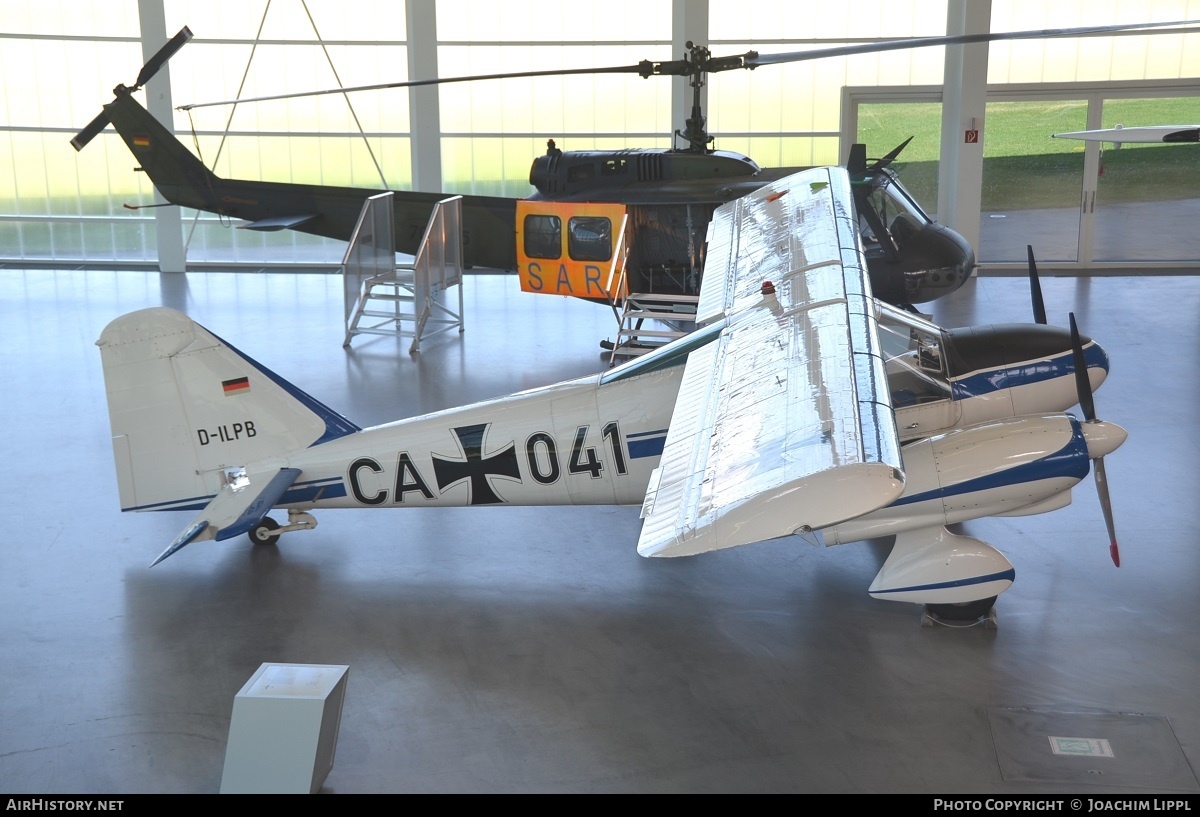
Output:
[[70, 26, 193, 151]]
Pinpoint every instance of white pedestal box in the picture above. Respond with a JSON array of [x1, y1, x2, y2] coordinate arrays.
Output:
[[219, 663, 350, 794]]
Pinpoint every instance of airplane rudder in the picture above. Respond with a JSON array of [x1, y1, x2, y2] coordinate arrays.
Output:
[[97, 308, 353, 513], [98, 308, 213, 511]]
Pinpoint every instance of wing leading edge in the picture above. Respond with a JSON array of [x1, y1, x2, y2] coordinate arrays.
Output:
[[638, 167, 905, 558]]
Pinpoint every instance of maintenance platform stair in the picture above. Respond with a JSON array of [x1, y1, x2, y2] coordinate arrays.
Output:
[[607, 292, 699, 365]]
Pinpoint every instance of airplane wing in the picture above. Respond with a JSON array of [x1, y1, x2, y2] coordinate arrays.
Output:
[[1053, 126, 1200, 144], [637, 166, 905, 558], [150, 467, 301, 566]]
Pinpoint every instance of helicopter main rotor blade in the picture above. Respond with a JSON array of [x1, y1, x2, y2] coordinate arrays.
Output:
[[746, 20, 1200, 68], [179, 63, 649, 110], [177, 19, 1200, 111]]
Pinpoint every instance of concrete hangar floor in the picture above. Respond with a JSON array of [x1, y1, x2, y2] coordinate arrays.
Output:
[[1, 264, 1198, 795]]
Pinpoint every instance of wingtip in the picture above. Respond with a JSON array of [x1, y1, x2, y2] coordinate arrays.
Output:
[[1110, 541, 1121, 568]]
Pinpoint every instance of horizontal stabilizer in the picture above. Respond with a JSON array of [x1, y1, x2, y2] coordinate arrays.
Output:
[[238, 214, 320, 231], [150, 520, 209, 567], [150, 467, 301, 566], [638, 167, 904, 558]]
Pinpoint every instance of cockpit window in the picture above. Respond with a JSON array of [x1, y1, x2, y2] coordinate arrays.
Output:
[[568, 217, 612, 262], [523, 214, 561, 259], [865, 172, 931, 238], [875, 302, 951, 407]]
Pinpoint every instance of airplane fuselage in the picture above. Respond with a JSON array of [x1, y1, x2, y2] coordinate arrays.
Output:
[[214, 319, 1110, 551]]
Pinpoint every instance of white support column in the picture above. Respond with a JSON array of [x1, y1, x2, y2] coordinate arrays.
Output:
[[136, 0, 186, 273], [938, 0, 990, 263], [407, 0, 443, 193], [671, 0, 708, 149]]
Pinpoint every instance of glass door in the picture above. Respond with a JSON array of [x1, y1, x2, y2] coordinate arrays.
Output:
[[850, 85, 1200, 271], [854, 100, 943, 218], [1090, 97, 1200, 264], [978, 98, 1089, 264]]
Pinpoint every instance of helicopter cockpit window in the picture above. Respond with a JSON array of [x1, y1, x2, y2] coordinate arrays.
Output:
[[875, 302, 951, 407], [567, 163, 595, 183], [523, 214, 561, 259], [567, 217, 612, 262], [866, 173, 931, 244]]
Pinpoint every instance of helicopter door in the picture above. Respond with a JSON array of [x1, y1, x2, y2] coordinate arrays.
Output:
[[516, 200, 628, 300]]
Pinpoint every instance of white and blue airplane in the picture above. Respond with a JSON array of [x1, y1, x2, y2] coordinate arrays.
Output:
[[97, 166, 1125, 622]]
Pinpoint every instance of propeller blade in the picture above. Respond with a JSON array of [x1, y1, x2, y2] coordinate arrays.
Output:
[[1071, 311, 1121, 567], [745, 20, 1200, 68], [134, 26, 194, 90], [176, 19, 1200, 111], [70, 111, 111, 152], [1092, 457, 1120, 567], [1027, 245, 1047, 324], [1068, 313, 1097, 422]]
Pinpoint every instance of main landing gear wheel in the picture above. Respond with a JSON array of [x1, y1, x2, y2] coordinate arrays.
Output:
[[922, 596, 998, 629], [248, 516, 281, 545]]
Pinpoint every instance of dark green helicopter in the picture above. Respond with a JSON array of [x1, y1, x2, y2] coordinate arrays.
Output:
[[72, 20, 1191, 308]]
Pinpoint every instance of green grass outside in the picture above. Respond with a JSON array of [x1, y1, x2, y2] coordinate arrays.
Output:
[[858, 97, 1199, 212]]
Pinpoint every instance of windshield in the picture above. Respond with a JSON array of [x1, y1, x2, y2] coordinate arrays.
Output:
[[875, 302, 951, 406], [870, 172, 931, 224]]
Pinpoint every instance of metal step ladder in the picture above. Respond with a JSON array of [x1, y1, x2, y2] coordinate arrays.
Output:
[[343, 193, 464, 353], [607, 292, 699, 365]]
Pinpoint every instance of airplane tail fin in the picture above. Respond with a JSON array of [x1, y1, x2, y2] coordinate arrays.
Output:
[[97, 308, 359, 516]]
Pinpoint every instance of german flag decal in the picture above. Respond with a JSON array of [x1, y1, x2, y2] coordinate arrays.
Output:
[[222, 376, 250, 395], [132, 135, 150, 148]]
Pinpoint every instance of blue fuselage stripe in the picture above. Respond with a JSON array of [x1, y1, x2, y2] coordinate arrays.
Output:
[[130, 477, 347, 513], [890, 421, 1089, 508], [950, 344, 1107, 400], [627, 430, 668, 459], [871, 567, 1017, 596]]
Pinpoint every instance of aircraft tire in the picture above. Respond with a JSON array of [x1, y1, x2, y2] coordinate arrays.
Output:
[[248, 516, 281, 545], [926, 596, 997, 622]]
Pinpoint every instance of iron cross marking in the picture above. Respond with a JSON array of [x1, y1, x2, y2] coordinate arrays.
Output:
[[432, 423, 521, 505]]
